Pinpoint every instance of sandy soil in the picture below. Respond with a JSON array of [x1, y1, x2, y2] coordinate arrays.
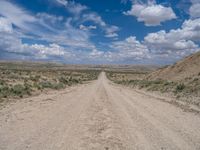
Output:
[[0, 72, 200, 150]]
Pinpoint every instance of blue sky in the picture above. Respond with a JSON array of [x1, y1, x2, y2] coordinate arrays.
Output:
[[0, 0, 200, 64]]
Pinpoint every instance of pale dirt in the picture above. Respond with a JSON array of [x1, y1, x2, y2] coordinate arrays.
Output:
[[0, 72, 200, 150]]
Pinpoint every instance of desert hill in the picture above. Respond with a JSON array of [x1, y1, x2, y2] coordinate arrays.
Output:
[[147, 51, 200, 81]]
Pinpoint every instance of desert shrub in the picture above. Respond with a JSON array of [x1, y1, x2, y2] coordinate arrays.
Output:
[[193, 78, 199, 82], [11, 84, 24, 96], [0, 80, 5, 85], [38, 81, 66, 90], [11, 84, 31, 97], [24, 83, 32, 95], [59, 77, 69, 84], [30, 75, 40, 82], [175, 84, 185, 93], [33, 83, 42, 90], [53, 83, 65, 90], [164, 81, 170, 86], [39, 81, 54, 89], [0, 85, 10, 98], [153, 80, 164, 84]]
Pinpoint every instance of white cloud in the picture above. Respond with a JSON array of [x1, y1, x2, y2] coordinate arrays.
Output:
[[89, 49, 104, 58], [145, 18, 200, 42], [82, 13, 119, 38], [0, 32, 23, 53], [0, 1, 96, 52], [0, 17, 24, 53], [56, 0, 120, 38], [105, 25, 119, 38], [82, 13, 106, 27], [106, 17, 200, 63], [0, 17, 13, 33], [37, 13, 63, 24], [67, 2, 87, 15], [24, 43, 68, 59], [107, 17, 200, 62], [105, 33, 118, 38], [189, 0, 200, 18], [55, 0, 87, 16], [2, 0, 197, 64], [179, 18, 200, 41], [56, 0, 68, 6], [0, 0, 59, 35], [144, 19, 200, 57], [145, 18, 200, 41], [79, 24, 96, 31], [124, 4, 177, 26], [105, 25, 119, 33], [0, 1, 37, 31], [0, 30, 71, 60], [109, 36, 150, 61], [0, 1, 118, 62]]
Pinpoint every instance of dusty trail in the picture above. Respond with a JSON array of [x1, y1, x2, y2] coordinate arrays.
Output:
[[0, 72, 200, 150]]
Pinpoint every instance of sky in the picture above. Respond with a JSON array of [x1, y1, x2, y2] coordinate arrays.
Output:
[[0, 0, 200, 65]]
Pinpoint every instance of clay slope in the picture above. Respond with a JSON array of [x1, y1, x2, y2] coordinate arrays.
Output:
[[147, 51, 200, 81]]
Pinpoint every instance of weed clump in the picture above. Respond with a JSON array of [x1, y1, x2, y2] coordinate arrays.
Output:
[[175, 84, 185, 93]]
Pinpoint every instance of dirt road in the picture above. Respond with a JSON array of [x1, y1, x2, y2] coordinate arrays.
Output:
[[0, 72, 200, 150]]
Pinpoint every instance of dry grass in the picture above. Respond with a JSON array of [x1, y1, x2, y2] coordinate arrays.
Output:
[[0, 62, 100, 103], [106, 71, 200, 106]]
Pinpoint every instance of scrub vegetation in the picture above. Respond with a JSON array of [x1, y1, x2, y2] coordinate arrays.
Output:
[[0, 62, 100, 103], [106, 71, 200, 106]]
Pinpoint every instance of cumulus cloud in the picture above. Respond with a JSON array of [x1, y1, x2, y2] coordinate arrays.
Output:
[[109, 18, 200, 62], [1, 0, 197, 64], [145, 18, 200, 43], [0, 31, 71, 60], [107, 17, 200, 63], [24, 43, 68, 59], [0, 24, 68, 59], [189, 0, 200, 18], [0, 0, 118, 62], [110, 36, 150, 61], [0, 1, 108, 64], [144, 19, 200, 57], [124, 3, 177, 26], [89, 49, 104, 58], [0, 1, 97, 52], [179, 18, 200, 41]]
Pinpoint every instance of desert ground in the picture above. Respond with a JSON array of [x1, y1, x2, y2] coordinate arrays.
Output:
[[0, 72, 200, 150]]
